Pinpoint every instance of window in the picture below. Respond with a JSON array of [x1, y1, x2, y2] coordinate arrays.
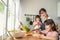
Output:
[[0, 0, 21, 40]]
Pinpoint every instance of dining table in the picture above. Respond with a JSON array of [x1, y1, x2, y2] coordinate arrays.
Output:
[[6, 30, 49, 40], [7, 36, 49, 40]]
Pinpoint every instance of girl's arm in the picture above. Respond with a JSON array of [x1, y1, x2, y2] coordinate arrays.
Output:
[[40, 35, 57, 40], [40, 30, 46, 34], [39, 30, 47, 34]]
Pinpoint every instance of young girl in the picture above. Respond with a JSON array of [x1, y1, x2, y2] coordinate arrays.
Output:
[[32, 15, 42, 36], [39, 19, 58, 40], [33, 15, 42, 30]]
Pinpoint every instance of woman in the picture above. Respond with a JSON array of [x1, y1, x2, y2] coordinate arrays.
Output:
[[39, 8, 51, 30], [39, 8, 50, 21]]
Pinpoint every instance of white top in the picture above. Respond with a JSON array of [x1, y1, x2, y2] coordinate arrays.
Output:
[[48, 17, 51, 19], [42, 17, 51, 22], [45, 17, 51, 20], [34, 26, 40, 29], [33, 21, 41, 29]]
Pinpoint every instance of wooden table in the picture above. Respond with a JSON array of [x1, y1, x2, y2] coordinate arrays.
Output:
[[7, 30, 48, 40], [7, 36, 48, 40]]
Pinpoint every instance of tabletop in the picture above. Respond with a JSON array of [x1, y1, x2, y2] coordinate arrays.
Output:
[[7, 36, 48, 40], [7, 30, 49, 40]]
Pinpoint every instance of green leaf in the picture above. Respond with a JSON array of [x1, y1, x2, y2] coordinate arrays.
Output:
[[22, 25, 30, 32], [0, 2, 4, 12]]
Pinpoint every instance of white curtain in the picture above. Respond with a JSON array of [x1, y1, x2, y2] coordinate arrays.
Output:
[[0, 0, 6, 36], [15, 0, 21, 30], [7, 0, 21, 30]]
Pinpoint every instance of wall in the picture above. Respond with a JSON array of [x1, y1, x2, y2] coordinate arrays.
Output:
[[20, 0, 60, 24], [58, 0, 60, 2]]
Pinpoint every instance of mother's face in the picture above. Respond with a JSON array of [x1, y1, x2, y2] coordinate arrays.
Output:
[[40, 11, 47, 19]]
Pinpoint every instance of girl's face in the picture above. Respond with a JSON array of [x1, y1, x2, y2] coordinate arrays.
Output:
[[36, 18, 40, 22], [45, 25, 52, 31]]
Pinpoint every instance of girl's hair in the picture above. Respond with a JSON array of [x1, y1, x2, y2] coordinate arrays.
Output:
[[35, 15, 42, 23], [44, 19, 57, 31], [39, 8, 48, 16]]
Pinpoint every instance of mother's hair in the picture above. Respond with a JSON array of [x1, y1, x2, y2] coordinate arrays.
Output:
[[39, 8, 48, 17]]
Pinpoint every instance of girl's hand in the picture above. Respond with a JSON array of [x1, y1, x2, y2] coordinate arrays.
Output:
[[35, 30, 40, 34], [37, 22, 41, 26], [33, 21, 42, 26], [33, 22, 38, 26]]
